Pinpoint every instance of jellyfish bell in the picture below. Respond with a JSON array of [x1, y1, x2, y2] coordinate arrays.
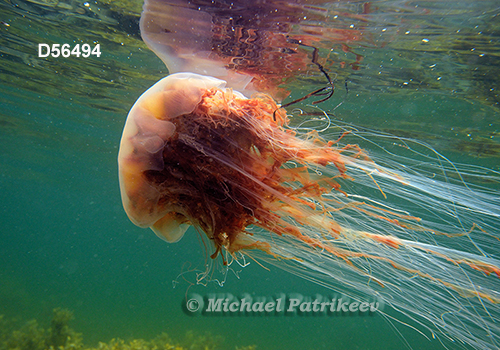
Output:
[[119, 73, 230, 242], [118, 73, 236, 242]]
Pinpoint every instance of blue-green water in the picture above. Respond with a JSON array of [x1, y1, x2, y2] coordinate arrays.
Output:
[[1, 0, 499, 349]]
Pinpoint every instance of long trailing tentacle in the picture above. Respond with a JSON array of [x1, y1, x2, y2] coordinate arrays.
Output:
[[273, 37, 335, 121]]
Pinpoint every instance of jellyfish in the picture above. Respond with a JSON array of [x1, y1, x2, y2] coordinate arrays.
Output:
[[118, 71, 500, 349], [118, 1, 500, 349]]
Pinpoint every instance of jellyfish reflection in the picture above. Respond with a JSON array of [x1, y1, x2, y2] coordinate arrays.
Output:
[[139, 0, 366, 101], [118, 1, 500, 349]]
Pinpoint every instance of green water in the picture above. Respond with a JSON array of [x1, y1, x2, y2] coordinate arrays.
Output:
[[1, 0, 499, 349]]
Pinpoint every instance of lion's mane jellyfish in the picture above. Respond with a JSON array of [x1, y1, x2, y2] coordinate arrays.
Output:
[[118, 1, 500, 349], [119, 72, 500, 350]]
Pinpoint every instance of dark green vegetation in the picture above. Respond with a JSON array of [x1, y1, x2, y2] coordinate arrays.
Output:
[[0, 309, 256, 350]]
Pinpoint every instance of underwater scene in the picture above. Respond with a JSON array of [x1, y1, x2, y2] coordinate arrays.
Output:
[[1, 0, 499, 349]]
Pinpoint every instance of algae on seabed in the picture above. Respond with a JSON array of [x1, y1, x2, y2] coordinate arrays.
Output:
[[0, 309, 256, 350]]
